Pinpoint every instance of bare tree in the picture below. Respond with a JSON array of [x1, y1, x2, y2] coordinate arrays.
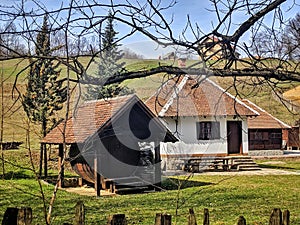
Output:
[[0, 0, 297, 83], [0, 0, 299, 224], [282, 13, 300, 60]]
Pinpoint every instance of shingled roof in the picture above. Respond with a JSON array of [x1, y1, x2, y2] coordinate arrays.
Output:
[[42, 95, 136, 144], [242, 99, 291, 129], [146, 75, 259, 117]]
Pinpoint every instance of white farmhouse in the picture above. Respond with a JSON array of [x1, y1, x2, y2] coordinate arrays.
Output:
[[146, 75, 259, 170]]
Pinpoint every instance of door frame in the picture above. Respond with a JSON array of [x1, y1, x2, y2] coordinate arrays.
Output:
[[227, 121, 243, 155]]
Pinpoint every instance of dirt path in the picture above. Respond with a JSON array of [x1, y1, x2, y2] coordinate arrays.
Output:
[[197, 168, 300, 176]]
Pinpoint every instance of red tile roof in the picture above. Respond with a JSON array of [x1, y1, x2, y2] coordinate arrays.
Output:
[[242, 99, 291, 129], [146, 75, 259, 117], [42, 95, 135, 144]]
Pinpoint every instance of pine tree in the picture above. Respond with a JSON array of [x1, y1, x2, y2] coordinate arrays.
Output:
[[22, 15, 67, 177], [84, 12, 133, 100]]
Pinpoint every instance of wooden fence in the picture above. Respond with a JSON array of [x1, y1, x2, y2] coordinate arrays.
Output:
[[2, 201, 292, 225]]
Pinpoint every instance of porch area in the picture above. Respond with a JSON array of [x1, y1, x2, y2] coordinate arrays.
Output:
[[165, 156, 260, 173]]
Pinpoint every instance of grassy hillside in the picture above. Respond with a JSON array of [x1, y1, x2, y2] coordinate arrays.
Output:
[[0, 58, 300, 225], [212, 76, 299, 126], [284, 85, 300, 105], [0, 58, 299, 151]]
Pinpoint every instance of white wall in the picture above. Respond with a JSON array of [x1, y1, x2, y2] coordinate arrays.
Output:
[[160, 116, 249, 156], [241, 120, 249, 154]]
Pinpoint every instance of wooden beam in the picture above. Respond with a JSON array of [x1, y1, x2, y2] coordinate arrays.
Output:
[[154, 141, 161, 190], [39, 144, 43, 178], [58, 144, 64, 188], [94, 157, 101, 197], [43, 144, 47, 178]]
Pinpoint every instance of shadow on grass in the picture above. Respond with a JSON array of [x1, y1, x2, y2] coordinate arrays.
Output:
[[161, 177, 213, 190], [258, 164, 296, 170], [2, 171, 35, 180]]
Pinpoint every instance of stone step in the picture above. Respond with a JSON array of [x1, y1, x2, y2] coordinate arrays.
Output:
[[233, 161, 257, 165], [238, 167, 261, 171], [230, 157, 261, 171], [104, 176, 151, 194], [237, 164, 261, 171], [114, 186, 149, 194]]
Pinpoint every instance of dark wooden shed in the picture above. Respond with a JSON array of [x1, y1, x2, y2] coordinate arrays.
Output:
[[242, 100, 291, 151], [42, 95, 177, 195]]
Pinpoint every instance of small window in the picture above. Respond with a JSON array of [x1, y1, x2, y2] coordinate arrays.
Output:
[[197, 122, 220, 140]]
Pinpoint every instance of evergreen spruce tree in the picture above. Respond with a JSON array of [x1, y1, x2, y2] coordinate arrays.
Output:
[[84, 12, 133, 100], [22, 15, 67, 177]]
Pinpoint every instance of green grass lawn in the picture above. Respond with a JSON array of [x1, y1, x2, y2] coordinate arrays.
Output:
[[0, 174, 299, 225], [255, 157, 300, 171], [0, 150, 300, 225]]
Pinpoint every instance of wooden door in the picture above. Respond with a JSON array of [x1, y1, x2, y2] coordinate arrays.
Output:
[[227, 121, 242, 154]]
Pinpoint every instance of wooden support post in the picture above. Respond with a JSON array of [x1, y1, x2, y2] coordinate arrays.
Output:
[[94, 157, 101, 197], [107, 214, 126, 225], [203, 208, 209, 225], [237, 216, 246, 225], [154, 141, 161, 190], [283, 210, 290, 225], [2, 207, 32, 225], [188, 208, 197, 225], [43, 143, 47, 178], [74, 201, 85, 225], [155, 213, 172, 225], [78, 178, 84, 187], [269, 208, 282, 225], [39, 144, 43, 178], [58, 144, 64, 188]]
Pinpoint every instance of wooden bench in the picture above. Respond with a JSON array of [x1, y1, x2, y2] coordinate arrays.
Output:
[[183, 157, 229, 172]]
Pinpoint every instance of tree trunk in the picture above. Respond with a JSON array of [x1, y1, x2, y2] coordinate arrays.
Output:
[[42, 119, 47, 178], [39, 143, 43, 178]]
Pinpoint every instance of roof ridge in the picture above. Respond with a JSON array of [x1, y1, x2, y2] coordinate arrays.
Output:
[[205, 79, 260, 116], [242, 99, 291, 128], [158, 75, 189, 117]]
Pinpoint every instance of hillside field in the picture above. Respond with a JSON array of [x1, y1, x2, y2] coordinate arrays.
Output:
[[0, 58, 299, 149], [0, 58, 299, 225], [284, 85, 300, 105]]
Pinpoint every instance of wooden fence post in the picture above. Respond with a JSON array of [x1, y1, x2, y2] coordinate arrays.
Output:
[[74, 201, 85, 225], [237, 216, 246, 225], [155, 213, 172, 225], [283, 210, 290, 225], [188, 208, 197, 225], [17, 207, 32, 225], [269, 208, 282, 225], [107, 214, 126, 225], [203, 208, 209, 225], [2, 208, 18, 225], [2, 207, 32, 225]]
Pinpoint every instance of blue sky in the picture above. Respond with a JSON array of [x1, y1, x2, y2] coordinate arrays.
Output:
[[1, 0, 299, 58]]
